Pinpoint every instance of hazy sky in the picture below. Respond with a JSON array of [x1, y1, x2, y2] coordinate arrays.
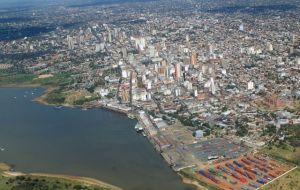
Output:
[[0, 0, 73, 7], [0, 0, 152, 8]]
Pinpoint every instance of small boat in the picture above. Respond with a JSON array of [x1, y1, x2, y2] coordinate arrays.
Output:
[[142, 132, 147, 137], [134, 124, 143, 132], [82, 108, 88, 111], [55, 106, 62, 109], [128, 114, 135, 119], [0, 148, 5, 151]]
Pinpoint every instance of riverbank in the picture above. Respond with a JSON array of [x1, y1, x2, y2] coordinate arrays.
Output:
[[0, 163, 122, 190], [0, 83, 198, 190]]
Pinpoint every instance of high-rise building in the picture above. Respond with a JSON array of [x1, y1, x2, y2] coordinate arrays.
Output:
[[267, 42, 273, 52], [149, 45, 156, 57], [207, 44, 213, 55], [175, 63, 182, 80], [122, 47, 127, 58], [95, 44, 101, 52], [292, 35, 297, 44], [191, 50, 197, 65], [297, 57, 300, 65], [210, 77, 216, 95], [289, 46, 294, 54], [67, 35, 74, 50], [248, 81, 254, 90], [165, 67, 170, 78], [194, 89, 198, 97], [239, 24, 244, 31], [186, 34, 190, 42], [108, 30, 112, 43]]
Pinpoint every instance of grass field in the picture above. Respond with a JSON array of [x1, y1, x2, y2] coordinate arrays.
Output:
[[0, 73, 37, 86], [260, 167, 300, 190], [0, 72, 72, 87], [262, 145, 300, 166]]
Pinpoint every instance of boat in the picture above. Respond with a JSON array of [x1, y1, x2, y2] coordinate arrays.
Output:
[[0, 148, 5, 151], [134, 123, 143, 132], [128, 114, 135, 119], [55, 106, 63, 109], [82, 108, 88, 111], [142, 132, 147, 137]]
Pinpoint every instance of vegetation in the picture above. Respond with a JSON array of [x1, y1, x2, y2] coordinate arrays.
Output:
[[33, 72, 73, 87], [73, 96, 99, 105], [235, 119, 249, 137], [0, 72, 72, 88], [105, 92, 116, 99], [45, 88, 66, 105], [263, 124, 277, 136], [260, 168, 300, 190], [0, 74, 37, 86], [0, 175, 111, 190], [0, 72, 100, 106], [262, 143, 300, 165]]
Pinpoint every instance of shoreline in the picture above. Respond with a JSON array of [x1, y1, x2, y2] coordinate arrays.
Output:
[[0, 163, 122, 190], [0, 84, 199, 190]]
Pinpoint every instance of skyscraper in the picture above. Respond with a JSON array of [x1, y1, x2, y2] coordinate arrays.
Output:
[[67, 35, 74, 50], [191, 50, 197, 65], [108, 30, 112, 43], [239, 23, 244, 31], [122, 47, 127, 58], [175, 63, 181, 80]]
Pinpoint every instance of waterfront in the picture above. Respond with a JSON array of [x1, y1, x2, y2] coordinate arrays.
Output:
[[0, 87, 195, 190]]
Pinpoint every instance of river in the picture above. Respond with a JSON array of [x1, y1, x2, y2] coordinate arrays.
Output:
[[0, 87, 195, 190]]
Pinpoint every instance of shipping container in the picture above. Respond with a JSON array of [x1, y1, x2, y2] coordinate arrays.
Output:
[[249, 182, 260, 188], [241, 159, 251, 165], [233, 160, 244, 168], [269, 173, 277, 178], [257, 178, 267, 184], [198, 170, 220, 184]]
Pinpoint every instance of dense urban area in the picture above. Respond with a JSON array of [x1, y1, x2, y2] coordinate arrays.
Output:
[[0, 0, 300, 190]]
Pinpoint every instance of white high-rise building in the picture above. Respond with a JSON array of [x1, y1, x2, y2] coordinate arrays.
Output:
[[67, 35, 74, 50], [186, 34, 190, 42], [194, 89, 198, 97], [147, 81, 152, 90], [108, 30, 112, 43], [248, 81, 254, 90], [297, 57, 300, 65], [122, 47, 127, 58], [204, 77, 216, 95], [149, 45, 156, 57], [95, 44, 101, 52], [175, 88, 181, 97], [210, 77, 216, 95], [267, 42, 273, 52], [239, 24, 244, 31]]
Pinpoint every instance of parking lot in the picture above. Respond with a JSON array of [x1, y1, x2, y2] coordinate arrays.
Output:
[[187, 138, 249, 161]]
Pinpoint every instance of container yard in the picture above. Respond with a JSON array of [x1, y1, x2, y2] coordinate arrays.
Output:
[[194, 154, 293, 190]]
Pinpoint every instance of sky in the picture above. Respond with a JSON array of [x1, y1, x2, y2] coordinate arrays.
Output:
[[0, 0, 77, 8], [0, 0, 139, 8]]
